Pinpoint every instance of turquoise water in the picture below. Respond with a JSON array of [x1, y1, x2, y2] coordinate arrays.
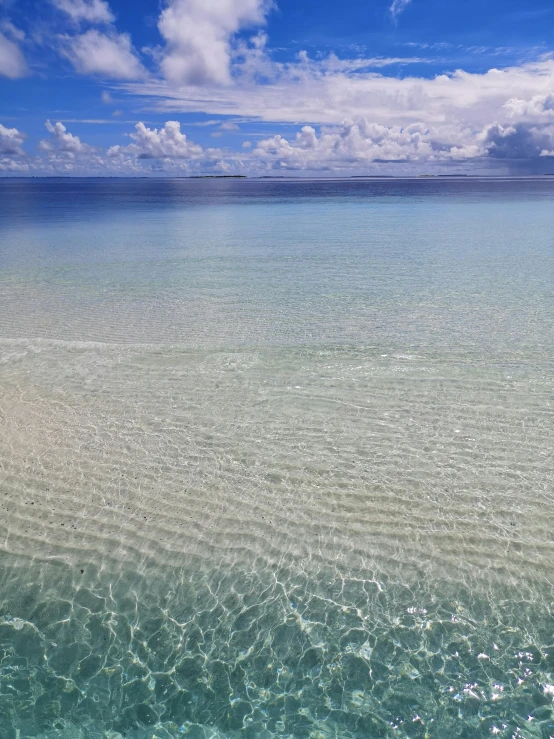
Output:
[[0, 178, 554, 738]]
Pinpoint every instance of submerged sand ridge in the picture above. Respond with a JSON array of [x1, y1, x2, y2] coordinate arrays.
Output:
[[1, 338, 554, 737], [1, 338, 553, 593]]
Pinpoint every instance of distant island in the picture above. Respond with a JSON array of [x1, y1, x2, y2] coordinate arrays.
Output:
[[188, 175, 247, 179]]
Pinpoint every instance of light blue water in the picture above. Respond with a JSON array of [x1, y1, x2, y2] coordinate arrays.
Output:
[[0, 178, 554, 738]]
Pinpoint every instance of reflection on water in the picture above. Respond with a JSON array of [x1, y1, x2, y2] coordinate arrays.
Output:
[[1, 179, 554, 737], [2, 555, 554, 739]]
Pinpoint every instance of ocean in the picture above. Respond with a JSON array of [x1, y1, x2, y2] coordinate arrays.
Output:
[[0, 177, 553, 738]]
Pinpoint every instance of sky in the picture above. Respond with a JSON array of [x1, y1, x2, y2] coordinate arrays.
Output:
[[2, 0, 554, 176]]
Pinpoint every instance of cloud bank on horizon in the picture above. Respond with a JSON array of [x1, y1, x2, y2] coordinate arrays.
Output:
[[2, 0, 554, 175]]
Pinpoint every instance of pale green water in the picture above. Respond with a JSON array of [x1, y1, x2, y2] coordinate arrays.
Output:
[[0, 179, 554, 738]]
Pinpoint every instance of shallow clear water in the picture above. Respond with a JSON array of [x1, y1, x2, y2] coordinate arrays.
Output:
[[0, 178, 554, 738]]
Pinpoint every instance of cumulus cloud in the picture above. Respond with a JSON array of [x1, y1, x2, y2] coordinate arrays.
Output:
[[158, 0, 272, 85], [0, 158, 30, 172], [117, 52, 554, 171], [252, 119, 481, 171], [9, 114, 554, 176], [0, 120, 222, 176], [504, 93, 554, 119], [61, 29, 145, 79], [0, 123, 26, 155], [0, 31, 28, 78], [108, 121, 204, 159], [53, 0, 144, 80], [480, 122, 554, 159], [38, 120, 93, 157], [249, 117, 554, 172], [51, 0, 114, 24]]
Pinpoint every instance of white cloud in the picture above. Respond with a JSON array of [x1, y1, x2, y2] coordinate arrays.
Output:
[[158, 0, 272, 85], [125, 58, 554, 135], [108, 121, 204, 159], [51, 0, 114, 24], [504, 93, 554, 119], [0, 32, 28, 78], [0, 120, 211, 175], [252, 119, 482, 171], [8, 45, 554, 176], [479, 122, 554, 160], [38, 119, 93, 157], [249, 117, 554, 171], [117, 52, 554, 170], [1, 21, 25, 43], [214, 159, 231, 172], [62, 29, 145, 79], [390, 0, 412, 21], [53, 0, 144, 81], [315, 53, 431, 73], [0, 157, 30, 172], [5, 114, 554, 177], [0, 123, 26, 155]]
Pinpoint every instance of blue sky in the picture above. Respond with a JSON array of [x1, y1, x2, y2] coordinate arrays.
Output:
[[2, 0, 554, 175]]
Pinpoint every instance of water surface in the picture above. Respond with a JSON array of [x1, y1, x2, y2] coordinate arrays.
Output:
[[1, 178, 554, 739]]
